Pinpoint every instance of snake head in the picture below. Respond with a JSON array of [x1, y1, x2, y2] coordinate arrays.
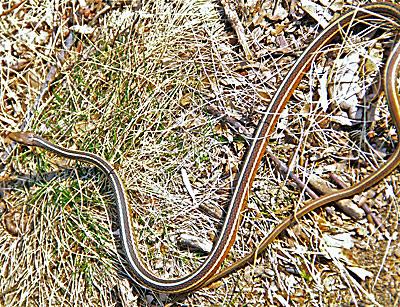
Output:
[[8, 132, 38, 146]]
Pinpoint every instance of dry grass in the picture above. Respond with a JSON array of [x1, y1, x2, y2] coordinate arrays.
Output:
[[1, 0, 399, 306]]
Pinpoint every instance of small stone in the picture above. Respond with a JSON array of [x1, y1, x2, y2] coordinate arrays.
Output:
[[178, 233, 213, 253]]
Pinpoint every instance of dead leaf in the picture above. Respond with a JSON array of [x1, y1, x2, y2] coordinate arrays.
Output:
[[316, 67, 329, 112], [301, 0, 333, 28], [181, 168, 197, 204], [347, 266, 373, 281], [179, 93, 193, 106]]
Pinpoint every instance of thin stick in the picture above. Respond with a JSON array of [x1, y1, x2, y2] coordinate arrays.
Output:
[[266, 150, 319, 199], [329, 173, 383, 228], [0, 0, 26, 17], [221, 0, 253, 60]]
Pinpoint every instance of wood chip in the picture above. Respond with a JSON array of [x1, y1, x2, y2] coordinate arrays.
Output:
[[308, 174, 365, 220]]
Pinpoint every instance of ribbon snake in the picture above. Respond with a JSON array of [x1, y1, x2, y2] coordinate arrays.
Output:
[[8, 2, 400, 294]]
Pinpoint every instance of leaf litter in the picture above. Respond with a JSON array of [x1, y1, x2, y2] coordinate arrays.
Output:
[[0, 0, 399, 306]]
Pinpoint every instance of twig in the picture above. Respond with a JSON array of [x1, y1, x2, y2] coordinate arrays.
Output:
[[221, 0, 253, 60], [89, 5, 111, 26], [266, 150, 319, 199], [329, 173, 383, 228], [0, 0, 26, 17], [205, 105, 251, 136], [308, 173, 364, 219]]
